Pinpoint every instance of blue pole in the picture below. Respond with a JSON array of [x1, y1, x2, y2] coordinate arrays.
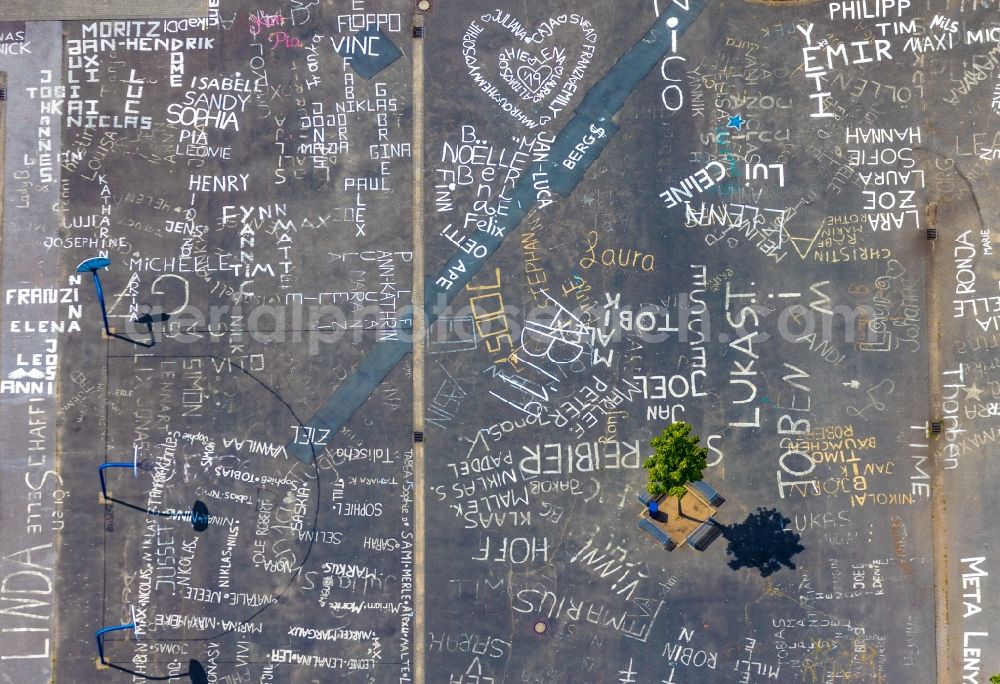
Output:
[[95, 622, 135, 664], [76, 257, 112, 336], [98, 457, 138, 499]]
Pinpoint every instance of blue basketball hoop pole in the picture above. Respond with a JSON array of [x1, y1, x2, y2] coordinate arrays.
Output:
[[95, 613, 137, 664], [98, 447, 139, 499], [76, 257, 112, 336]]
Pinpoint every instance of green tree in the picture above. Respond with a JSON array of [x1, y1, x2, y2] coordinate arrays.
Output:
[[990, 675, 1000, 684], [643, 422, 708, 500]]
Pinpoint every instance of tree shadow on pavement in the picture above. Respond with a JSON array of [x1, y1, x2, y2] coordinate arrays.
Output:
[[723, 507, 804, 577]]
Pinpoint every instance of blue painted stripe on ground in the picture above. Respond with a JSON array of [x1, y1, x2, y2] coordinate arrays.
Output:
[[546, 118, 619, 196], [286, 338, 412, 462], [288, 0, 710, 462], [338, 26, 403, 80]]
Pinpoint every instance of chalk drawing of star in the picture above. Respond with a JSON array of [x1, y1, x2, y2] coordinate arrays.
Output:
[[964, 384, 985, 401], [727, 114, 745, 130]]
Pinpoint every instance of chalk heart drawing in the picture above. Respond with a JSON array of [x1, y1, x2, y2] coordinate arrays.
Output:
[[514, 60, 554, 96], [464, 10, 597, 128], [883, 258, 906, 280]]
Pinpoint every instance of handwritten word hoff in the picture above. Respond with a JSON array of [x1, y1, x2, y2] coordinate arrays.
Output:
[[474, 536, 548, 563]]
